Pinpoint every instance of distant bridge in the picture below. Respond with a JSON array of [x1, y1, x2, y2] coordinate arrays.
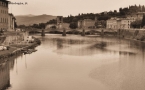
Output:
[[28, 28, 117, 36]]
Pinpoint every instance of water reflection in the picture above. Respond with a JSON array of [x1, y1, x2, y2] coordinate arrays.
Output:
[[0, 53, 22, 90], [0, 59, 10, 90], [39, 35, 139, 56], [3, 34, 145, 90], [37, 34, 145, 64]]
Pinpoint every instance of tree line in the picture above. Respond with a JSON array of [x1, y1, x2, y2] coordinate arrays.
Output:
[[18, 5, 145, 29]]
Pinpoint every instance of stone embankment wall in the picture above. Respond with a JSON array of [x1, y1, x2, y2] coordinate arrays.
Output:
[[117, 29, 145, 41]]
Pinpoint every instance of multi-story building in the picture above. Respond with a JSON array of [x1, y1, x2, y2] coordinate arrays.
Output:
[[107, 17, 135, 29], [8, 13, 16, 31], [78, 19, 96, 29], [107, 12, 145, 29], [106, 18, 118, 29], [0, 0, 9, 31]]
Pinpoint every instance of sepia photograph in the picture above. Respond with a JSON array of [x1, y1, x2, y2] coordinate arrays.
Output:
[[0, 0, 145, 90]]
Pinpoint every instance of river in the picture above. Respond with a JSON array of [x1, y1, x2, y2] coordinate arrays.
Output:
[[1, 34, 145, 90]]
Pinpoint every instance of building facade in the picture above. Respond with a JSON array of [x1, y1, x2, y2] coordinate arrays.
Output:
[[8, 13, 16, 31], [107, 17, 136, 29], [107, 12, 144, 29], [78, 19, 96, 29], [0, 0, 9, 31]]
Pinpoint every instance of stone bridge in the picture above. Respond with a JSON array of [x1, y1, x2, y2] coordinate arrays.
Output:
[[28, 28, 117, 36]]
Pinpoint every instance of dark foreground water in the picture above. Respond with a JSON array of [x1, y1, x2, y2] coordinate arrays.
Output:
[[1, 34, 145, 90]]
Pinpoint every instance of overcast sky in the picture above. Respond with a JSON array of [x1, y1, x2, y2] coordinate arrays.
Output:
[[9, 0, 145, 16]]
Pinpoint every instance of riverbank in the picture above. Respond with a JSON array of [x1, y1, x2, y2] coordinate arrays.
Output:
[[0, 38, 41, 63], [117, 29, 145, 42]]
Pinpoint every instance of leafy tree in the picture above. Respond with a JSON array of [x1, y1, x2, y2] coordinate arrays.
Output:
[[69, 22, 78, 29], [32, 24, 39, 28], [46, 19, 57, 24], [39, 23, 46, 29], [17, 25, 26, 28], [131, 20, 142, 28], [141, 15, 145, 27], [50, 26, 56, 29]]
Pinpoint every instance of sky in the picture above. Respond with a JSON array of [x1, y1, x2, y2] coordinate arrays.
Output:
[[9, 0, 145, 16]]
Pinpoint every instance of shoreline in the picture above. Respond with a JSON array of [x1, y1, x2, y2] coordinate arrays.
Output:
[[0, 38, 41, 63]]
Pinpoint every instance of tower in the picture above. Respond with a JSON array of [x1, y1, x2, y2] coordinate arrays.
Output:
[[56, 16, 63, 29], [95, 16, 98, 22]]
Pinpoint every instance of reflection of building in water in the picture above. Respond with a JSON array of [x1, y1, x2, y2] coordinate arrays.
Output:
[[57, 39, 63, 49], [0, 61, 10, 90]]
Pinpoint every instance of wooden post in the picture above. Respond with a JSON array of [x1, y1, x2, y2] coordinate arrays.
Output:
[[62, 28, 66, 36], [81, 29, 85, 36], [41, 29, 45, 36]]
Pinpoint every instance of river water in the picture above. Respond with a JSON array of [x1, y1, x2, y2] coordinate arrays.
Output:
[[1, 34, 145, 90]]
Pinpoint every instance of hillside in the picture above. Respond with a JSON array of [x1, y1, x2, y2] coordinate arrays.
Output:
[[15, 14, 56, 26]]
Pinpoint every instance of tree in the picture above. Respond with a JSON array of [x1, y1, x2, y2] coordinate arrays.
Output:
[[69, 22, 78, 29], [50, 26, 56, 29], [141, 15, 145, 27], [131, 20, 142, 28], [114, 10, 117, 13], [39, 23, 46, 29], [46, 19, 57, 24], [17, 25, 26, 28], [32, 24, 39, 28]]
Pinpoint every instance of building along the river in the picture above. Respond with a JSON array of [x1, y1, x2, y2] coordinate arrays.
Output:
[[106, 17, 134, 29], [107, 17, 136, 29], [107, 12, 144, 30], [0, 0, 9, 31], [8, 13, 16, 31], [46, 16, 70, 30], [78, 19, 96, 29]]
